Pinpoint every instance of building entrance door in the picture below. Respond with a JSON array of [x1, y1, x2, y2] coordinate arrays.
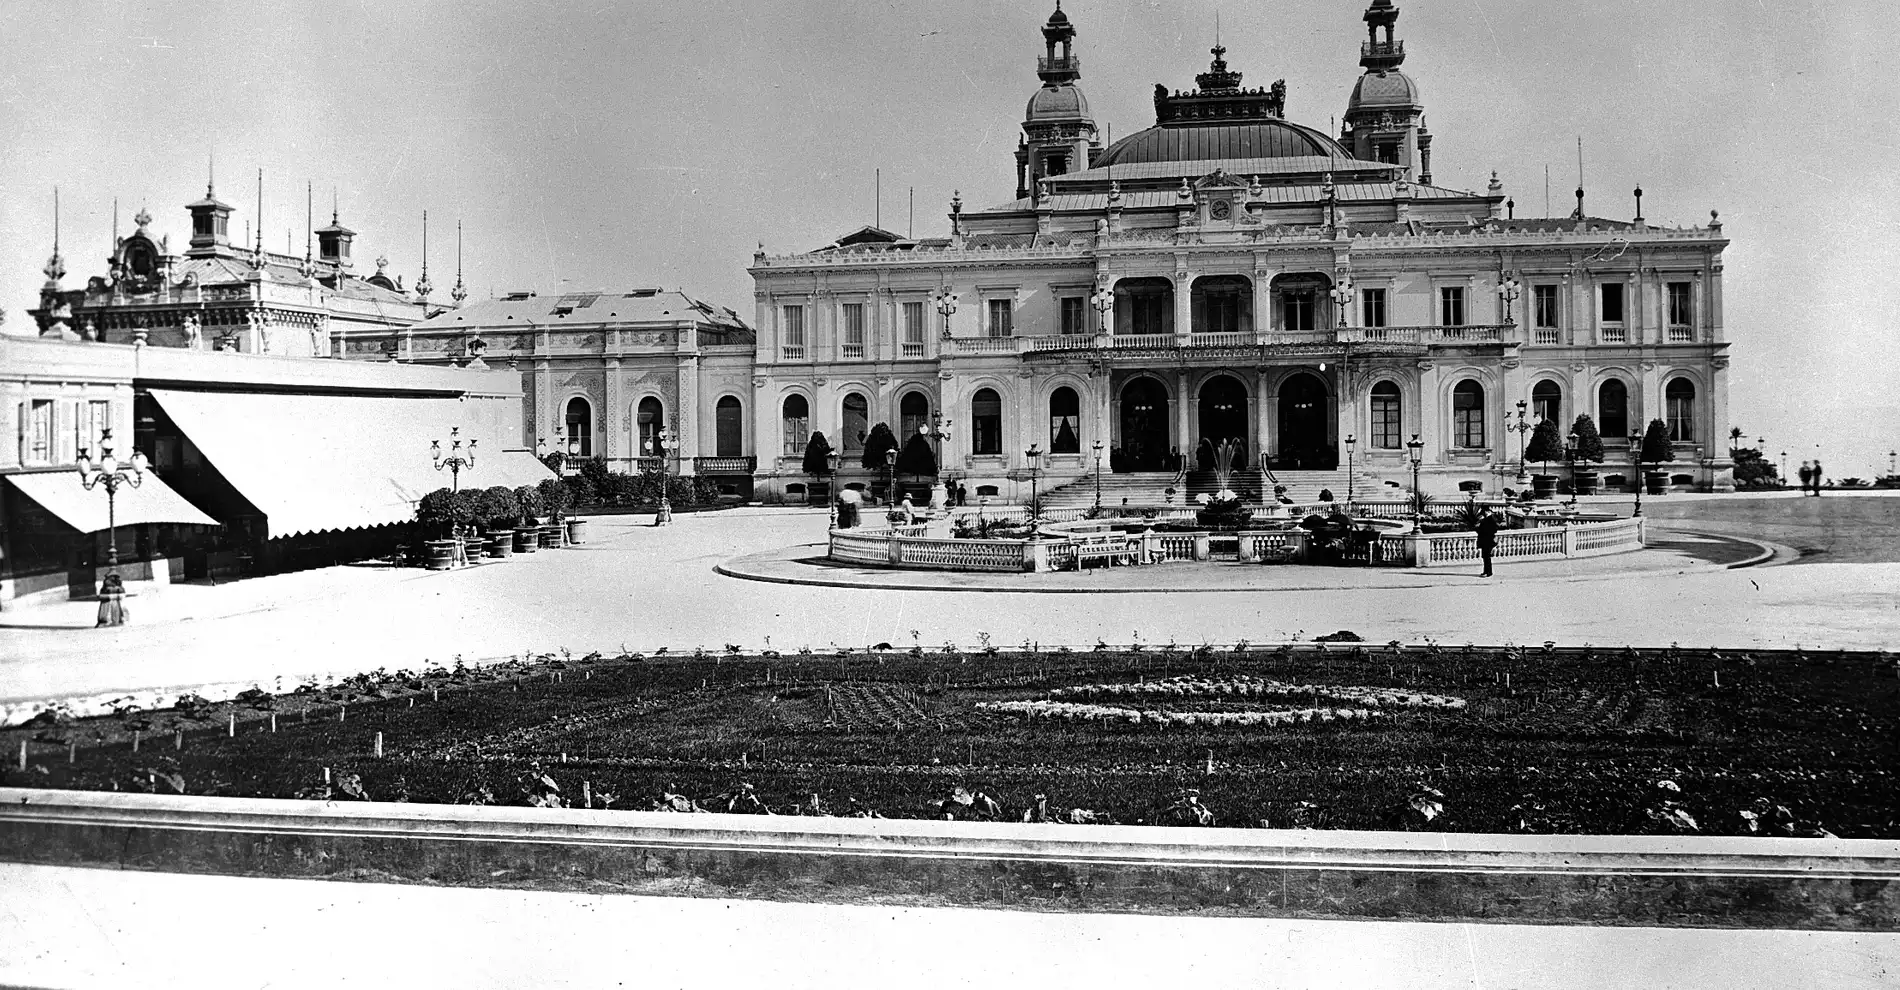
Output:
[[1276, 372, 1335, 469], [1197, 374, 1249, 469], [1118, 377, 1170, 472]]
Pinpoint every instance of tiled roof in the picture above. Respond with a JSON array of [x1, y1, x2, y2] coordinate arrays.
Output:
[[983, 180, 1490, 214], [413, 288, 750, 333], [1058, 155, 1397, 184]]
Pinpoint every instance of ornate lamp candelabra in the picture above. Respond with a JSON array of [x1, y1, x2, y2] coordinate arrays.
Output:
[[645, 428, 677, 525], [1091, 438, 1105, 511], [76, 428, 148, 625], [1496, 273, 1523, 327], [1344, 434, 1357, 507], [1406, 434, 1425, 527], [1507, 399, 1533, 484], [1564, 430, 1580, 509], [432, 427, 477, 565], [920, 412, 952, 509], [1329, 275, 1355, 328], [1024, 443, 1043, 520], [884, 448, 898, 511], [933, 288, 959, 340], [1629, 429, 1646, 516]]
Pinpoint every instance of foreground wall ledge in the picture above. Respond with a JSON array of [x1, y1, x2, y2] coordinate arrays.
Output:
[[4, 789, 1896, 929]]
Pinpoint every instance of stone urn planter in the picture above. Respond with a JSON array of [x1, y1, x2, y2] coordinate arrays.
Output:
[[1572, 469, 1600, 496], [1531, 474, 1558, 500], [1645, 470, 1669, 496], [539, 522, 565, 549], [514, 526, 539, 553], [565, 517, 589, 544], [423, 539, 458, 571], [488, 534, 514, 559], [461, 534, 486, 565]]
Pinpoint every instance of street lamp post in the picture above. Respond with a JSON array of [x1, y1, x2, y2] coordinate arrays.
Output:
[[432, 427, 478, 565], [1090, 285, 1114, 338], [1779, 450, 1788, 485], [1329, 275, 1355, 328], [76, 427, 148, 625], [884, 448, 898, 515], [1507, 400, 1533, 485], [1091, 438, 1105, 511], [645, 428, 676, 525], [826, 450, 841, 529], [1024, 443, 1043, 520], [1629, 429, 1645, 517], [1345, 434, 1357, 507], [933, 288, 959, 340], [1564, 430, 1579, 509], [920, 412, 953, 510], [1406, 434, 1425, 527]]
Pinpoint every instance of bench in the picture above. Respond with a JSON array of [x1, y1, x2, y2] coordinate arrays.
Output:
[[1071, 535, 1134, 570]]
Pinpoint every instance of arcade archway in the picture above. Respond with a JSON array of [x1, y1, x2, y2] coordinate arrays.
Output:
[[1276, 372, 1334, 469], [1197, 374, 1249, 469], [1118, 376, 1170, 472]]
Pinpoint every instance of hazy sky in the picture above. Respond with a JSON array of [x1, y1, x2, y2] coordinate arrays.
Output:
[[4, 0, 1897, 477]]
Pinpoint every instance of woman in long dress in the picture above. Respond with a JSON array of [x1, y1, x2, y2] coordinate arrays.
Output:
[[96, 572, 127, 626]]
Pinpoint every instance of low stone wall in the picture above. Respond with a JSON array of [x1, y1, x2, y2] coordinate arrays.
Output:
[[1, 788, 1893, 929]]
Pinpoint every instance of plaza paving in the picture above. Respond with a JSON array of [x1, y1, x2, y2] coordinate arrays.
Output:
[[0, 493, 1895, 719], [3, 863, 1895, 990]]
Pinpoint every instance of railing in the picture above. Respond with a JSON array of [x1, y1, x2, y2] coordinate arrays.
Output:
[[632, 456, 663, 474], [1186, 331, 1256, 348], [693, 456, 755, 474], [841, 343, 864, 358], [900, 341, 925, 358], [944, 327, 1511, 357], [1600, 325, 1627, 344], [951, 336, 1021, 355], [1533, 326, 1560, 345], [1668, 325, 1695, 342], [779, 346, 804, 360], [1037, 54, 1081, 75], [1361, 40, 1405, 58]]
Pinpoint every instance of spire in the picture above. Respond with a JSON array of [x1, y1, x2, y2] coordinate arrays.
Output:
[[251, 169, 266, 269], [42, 186, 65, 285], [1571, 137, 1586, 221], [1037, 3, 1079, 85], [1196, 41, 1244, 92], [1361, 0, 1405, 73], [415, 210, 433, 302], [451, 220, 467, 304], [300, 182, 318, 279]]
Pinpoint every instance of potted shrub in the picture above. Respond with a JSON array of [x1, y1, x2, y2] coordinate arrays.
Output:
[[1569, 414, 1606, 495], [1525, 418, 1564, 499], [802, 431, 834, 507], [415, 487, 460, 570], [480, 486, 519, 558], [452, 488, 486, 565], [537, 477, 568, 548], [861, 423, 900, 504], [1641, 419, 1674, 495], [514, 485, 542, 553]]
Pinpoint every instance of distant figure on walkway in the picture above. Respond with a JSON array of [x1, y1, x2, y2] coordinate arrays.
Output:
[[1476, 509, 1501, 578], [1813, 461, 1825, 496], [1798, 461, 1814, 496], [899, 494, 917, 524], [96, 572, 127, 626], [955, 482, 967, 507]]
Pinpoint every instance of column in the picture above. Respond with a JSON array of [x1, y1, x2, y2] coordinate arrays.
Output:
[[676, 352, 700, 476], [1172, 271, 1193, 338], [1334, 369, 1355, 457], [605, 357, 623, 464], [1252, 269, 1274, 336], [1706, 266, 1723, 343], [1636, 268, 1655, 346], [1095, 370, 1113, 456], [1174, 368, 1193, 461], [1415, 361, 1442, 460], [1567, 271, 1587, 347], [1255, 373, 1273, 464]]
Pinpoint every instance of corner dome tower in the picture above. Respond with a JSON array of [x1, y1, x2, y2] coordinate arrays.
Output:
[[1341, 0, 1432, 183], [1015, 3, 1100, 200]]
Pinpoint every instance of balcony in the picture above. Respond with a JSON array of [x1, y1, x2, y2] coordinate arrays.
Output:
[[1037, 55, 1081, 76], [938, 326, 1513, 361], [1668, 325, 1695, 343], [694, 456, 756, 475], [900, 341, 925, 358]]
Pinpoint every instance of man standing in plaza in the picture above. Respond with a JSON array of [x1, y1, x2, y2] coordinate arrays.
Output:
[[1475, 508, 1501, 578], [1813, 460, 1825, 496]]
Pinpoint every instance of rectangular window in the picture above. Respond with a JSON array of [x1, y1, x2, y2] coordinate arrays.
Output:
[[1600, 282, 1625, 324], [1283, 293, 1314, 333], [1361, 288, 1387, 328], [26, 399, 54, 464], [1667, 282, 1693, 340], [75, 400, 109, 459], [901, 301, 925, 356], [1532, 284, 1559, 345], [1370, 393, 1400, 450], [781, 305, 805, 359], [1439, 286, 1465, 327], [987, 299, 1013, 337], [841, 303, 865, 359], [1060, 297, 1086, 336], [1377, 143, 1399, 165]]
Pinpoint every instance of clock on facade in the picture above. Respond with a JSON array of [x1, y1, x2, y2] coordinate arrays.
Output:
[[1210, 199, 1232, 221]]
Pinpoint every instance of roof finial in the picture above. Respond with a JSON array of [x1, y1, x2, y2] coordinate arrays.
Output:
[[451, 220, 467, 304], [1571, 136, 1586, 221], [416, 210, 433, 301], [253, 168, 266, 268], [43, 186, 65, 284], [207, 146, 215, 197]]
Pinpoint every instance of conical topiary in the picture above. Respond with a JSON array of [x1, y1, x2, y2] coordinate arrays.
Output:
[[1641, 418, 1674, 467], [1525, 418, 1565, 474], [860, 423, 899, 470], [1570, 414, 1605, 464], [801, 431, 834, 477]]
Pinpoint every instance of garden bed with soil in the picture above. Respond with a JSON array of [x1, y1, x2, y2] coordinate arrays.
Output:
[[4, 641, 1895, 837]]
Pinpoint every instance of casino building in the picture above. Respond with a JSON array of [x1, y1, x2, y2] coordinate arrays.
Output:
[[742, 0, 1733, 502]]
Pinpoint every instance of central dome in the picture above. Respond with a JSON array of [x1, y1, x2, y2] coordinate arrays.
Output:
[[1095, 117, 1351, 167]]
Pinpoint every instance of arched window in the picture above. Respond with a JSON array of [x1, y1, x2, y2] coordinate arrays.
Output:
[[715, 396, 743, 457], [972, 388, 1002, 455], [1049, 387, 1080, 453], [636, 397, 664, 461], [1370, 381, 1401, 450], [1598, 380, 1629, 439], [1531, 380, 1562, 425], [841, 393, 869, 453], [1666, 378, 1696, 442], [900, 391, 930, 439], [565, 397, 593, 457], [781, 394, 809, 456], [1453, 380, 1486, 449]]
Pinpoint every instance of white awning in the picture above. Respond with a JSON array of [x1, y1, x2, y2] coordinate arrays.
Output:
[[148, 389, 552, 538], [6, 470, 217, 532]]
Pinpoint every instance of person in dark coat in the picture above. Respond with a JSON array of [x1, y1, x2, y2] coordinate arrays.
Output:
[[1813, 460, 1825, 496], [1798, 461, 1814, 496], [1475, 509, 1501, 578]]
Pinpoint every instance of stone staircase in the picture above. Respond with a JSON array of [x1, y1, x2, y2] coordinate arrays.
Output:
[[1039, 472, 1180, 508], [1189, 470, 1385, 504]]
